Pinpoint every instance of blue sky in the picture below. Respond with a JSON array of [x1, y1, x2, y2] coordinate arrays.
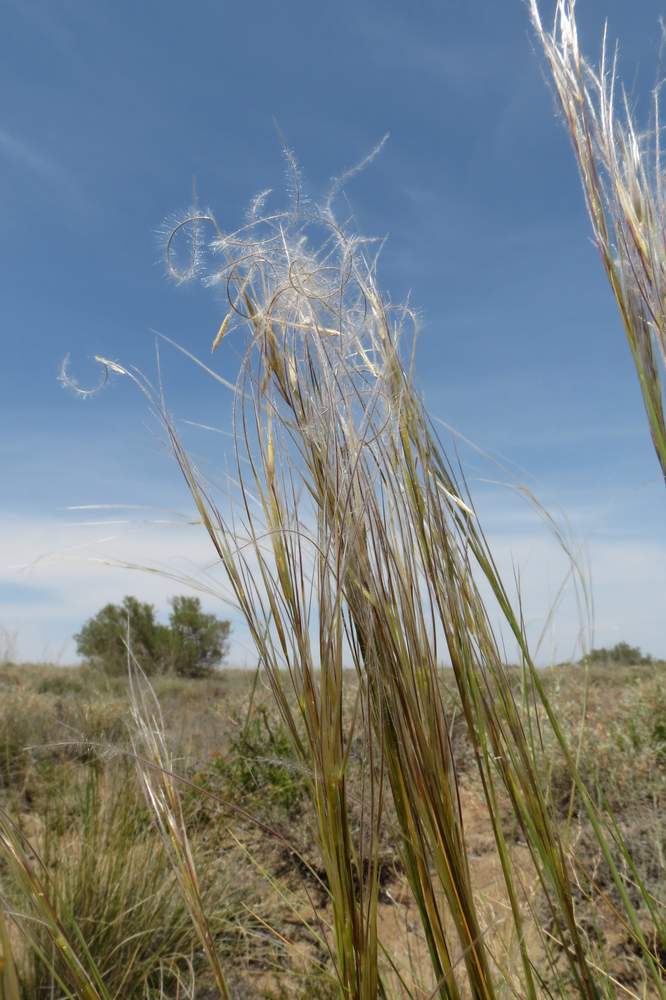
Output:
[[1, 0, 664, 664]]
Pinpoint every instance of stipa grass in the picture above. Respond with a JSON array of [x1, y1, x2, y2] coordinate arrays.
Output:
[[530, 0, 666, 482], [0, 757, 257, 999], [3, 2, 665, 995], [109, 133, 662, 996]]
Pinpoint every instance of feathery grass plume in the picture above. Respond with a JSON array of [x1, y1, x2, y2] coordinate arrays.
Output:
[[530, 0, 666, 482], [150, 151, 666, 997], [58, 352, 111, 399], [155, 169, 390, 999]]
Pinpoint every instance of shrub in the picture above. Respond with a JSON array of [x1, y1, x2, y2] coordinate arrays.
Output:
[[74, 596, 168, 676], [581, 642, 653, 667], [74, 594, 230, 677], [166, 595, 231, 678], [216, 706, 305, 816]]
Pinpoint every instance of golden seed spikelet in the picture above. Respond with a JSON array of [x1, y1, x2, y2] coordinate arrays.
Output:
[[211, 310, 233, 353]]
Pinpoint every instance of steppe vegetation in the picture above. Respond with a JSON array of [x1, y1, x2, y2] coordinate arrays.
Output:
[[1, 657, 664, 997], [2, 1, 666, 996]]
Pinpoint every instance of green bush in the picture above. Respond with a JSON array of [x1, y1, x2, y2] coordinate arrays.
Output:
[[581, 642, 653, 667], [165, 595, 231, 678], [74, 596, 168, 676], [74, 594, 230, 677], [194, 706, 306, 818]]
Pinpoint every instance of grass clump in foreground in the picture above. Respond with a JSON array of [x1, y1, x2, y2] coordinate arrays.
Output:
[[3, 763, 230, 998], [0, 669, 287, 998], [116, 143, 663, 1000], [2, 2, 666, 996]]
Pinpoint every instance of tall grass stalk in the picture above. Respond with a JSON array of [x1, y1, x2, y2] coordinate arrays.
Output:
[[101, 147, 662, 997], [128, 661, 234, 1000], [157, 376, 386, 999], [44, 13, 665, 988], [530, 0, 666, 482]]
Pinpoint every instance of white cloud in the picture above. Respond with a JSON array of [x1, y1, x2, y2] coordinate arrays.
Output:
[[0, 126, 86, 209], [484, 531, 666, 661], [0, 514, 254, 665], [1, 498, 664, 668]]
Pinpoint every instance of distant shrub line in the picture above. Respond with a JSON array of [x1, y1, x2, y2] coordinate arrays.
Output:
[[581, 642, 654, 667]]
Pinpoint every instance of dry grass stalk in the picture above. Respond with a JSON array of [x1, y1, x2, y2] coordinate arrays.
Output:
[[0, 908, 20, 1000], [128, 659, 233, 1000], [136, 147, 666, 996], [0, 808, 110, 999], [531, 0, 666, 481]]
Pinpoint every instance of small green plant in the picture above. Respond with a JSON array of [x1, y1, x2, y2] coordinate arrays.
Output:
[[212, 707, 305, 817], [654, 719, 666, 762]]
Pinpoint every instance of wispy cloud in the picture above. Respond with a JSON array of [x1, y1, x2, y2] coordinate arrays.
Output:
[[1, 501, 664, 666], [352, 4, 528, 96], [0, 126, 86, 209], [0, 514, 249, 665], [5, 0, 75, 55]]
